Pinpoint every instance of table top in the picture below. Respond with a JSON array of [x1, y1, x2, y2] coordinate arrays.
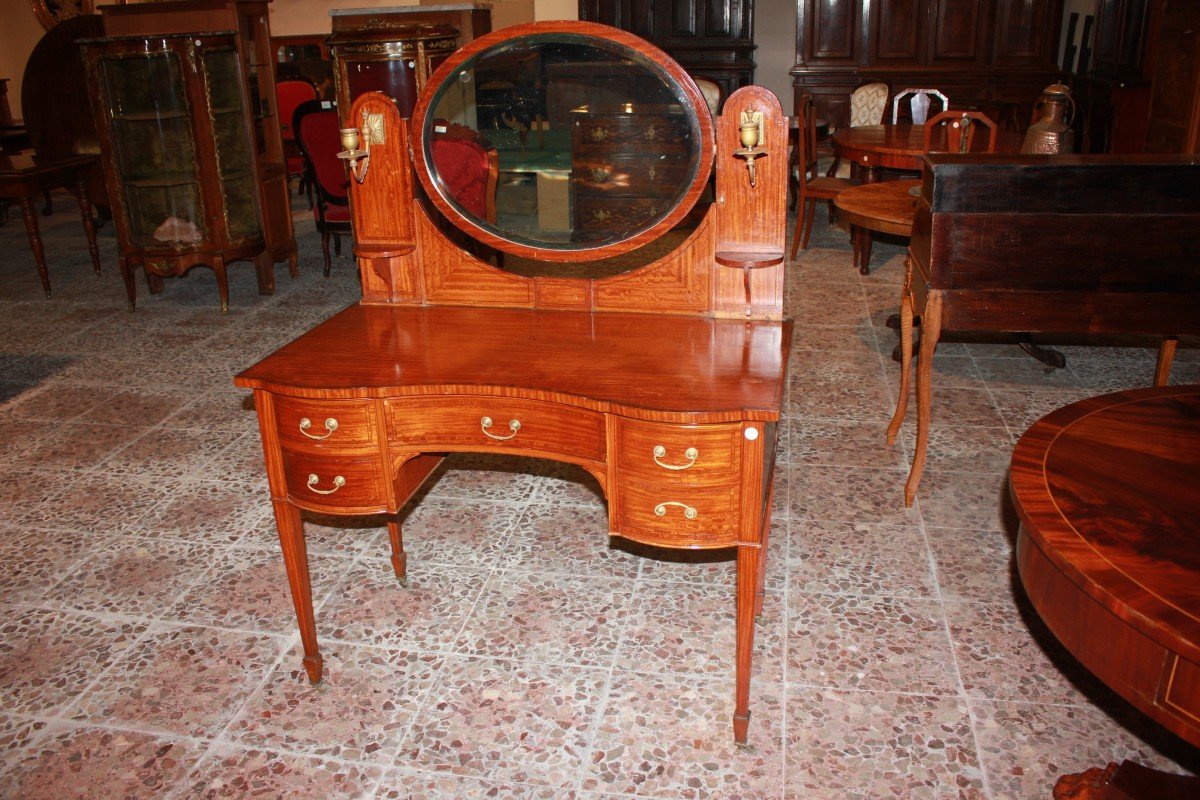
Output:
[[832, 123, 1022, 168], [833, 179, 920, 236], [1011, 385, 1200, 728], [0, 152, 97, 179], [236, 303, 792, 422]]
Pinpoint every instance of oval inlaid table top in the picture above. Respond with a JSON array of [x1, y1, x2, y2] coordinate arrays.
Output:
[[833, 179, 920, 237], [1011, 384, 1200, 746], [831, 123, 1023, 171]]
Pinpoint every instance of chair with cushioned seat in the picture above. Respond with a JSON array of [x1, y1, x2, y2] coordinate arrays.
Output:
[[428, 120, 499, 225], [293, 99, 351, 276], [276, 79, 318, 206]]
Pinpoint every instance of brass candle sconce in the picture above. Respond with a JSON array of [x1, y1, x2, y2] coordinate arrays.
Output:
[[337, 110, 386, 183], [733, 109, 766, 187]]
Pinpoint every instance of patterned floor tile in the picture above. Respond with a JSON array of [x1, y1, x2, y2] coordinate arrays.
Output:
[[0, 723, 205, 800], [398, 656, 605, 789], [501, 503, 643, 579], [179, 744, 382, 799], [914, 470, 1017, 532], [374, 770, 574, 799], [70, 624, 285, 737], [0, 524, 97, 603], [0, 608, 147, 715], [925, 527, 1017, 603], [788, 465, 919, 526], [455, 570, 634, 667], [399, 497, 525, 569], [321, 559, 490, 651], [789, 519, 936, 598], [788, 418, 907, 469], [227, 645, 442, 763], [583, 672, 785, 799], [786, 593, 958, 697], [784, 688, 984, 799], [134, 479, 277, 546]]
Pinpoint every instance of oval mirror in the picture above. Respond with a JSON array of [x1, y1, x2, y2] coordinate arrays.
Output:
[[411, 21, 714, 263]]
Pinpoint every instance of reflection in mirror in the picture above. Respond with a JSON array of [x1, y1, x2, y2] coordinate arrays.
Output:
[[422, 33, 708, 258]]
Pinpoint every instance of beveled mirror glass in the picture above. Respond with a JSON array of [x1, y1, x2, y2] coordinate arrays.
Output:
[[412, 24, 713, 263]]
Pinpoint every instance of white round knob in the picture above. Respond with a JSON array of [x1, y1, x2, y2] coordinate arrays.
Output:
[[744, 427, 759, 441]]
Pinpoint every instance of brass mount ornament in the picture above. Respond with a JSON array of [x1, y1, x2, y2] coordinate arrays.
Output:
[[733, 109, 766, 187]]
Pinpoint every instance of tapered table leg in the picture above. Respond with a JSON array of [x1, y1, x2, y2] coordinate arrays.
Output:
[[272, 499, 323, 684], [18, 196, 50, 296], [75, 179, 102, 275], [733, 542, 761, 744], [386, 516, 407, 581]]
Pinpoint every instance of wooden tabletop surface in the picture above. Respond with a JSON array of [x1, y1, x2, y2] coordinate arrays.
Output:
[[832, 123, 1023, 168], [236, 304, 793, 422], [833, 179, 921, 236], [1011, 384, 1200, 745], [0, 152, 97, 179]]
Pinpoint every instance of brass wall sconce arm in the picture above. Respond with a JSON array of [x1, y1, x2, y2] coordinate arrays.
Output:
[[732, 109, 766, 188]]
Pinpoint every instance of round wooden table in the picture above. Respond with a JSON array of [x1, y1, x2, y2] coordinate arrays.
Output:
[[1011, 385, 1200, 797], [833, 179, 920, 274], [832, 123, 1023, 181]]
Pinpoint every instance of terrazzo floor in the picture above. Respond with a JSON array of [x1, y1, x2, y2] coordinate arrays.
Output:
[[0, 190, 1197, 799]]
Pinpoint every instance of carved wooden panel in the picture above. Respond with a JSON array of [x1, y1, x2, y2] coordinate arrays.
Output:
[[929, 0, 986, 65], [991, 0, 1052, 65], [798, 0, 861, 63], [873, 0, 924, 62]]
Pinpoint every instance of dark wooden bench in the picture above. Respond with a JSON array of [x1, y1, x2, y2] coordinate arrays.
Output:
[[887, 154, 1200, 505]]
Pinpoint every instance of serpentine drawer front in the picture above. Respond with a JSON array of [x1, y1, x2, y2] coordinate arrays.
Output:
[[613, 419, 744, 548], [386, 396, 607, 462], [280, 449, 388, 512], [274, 397, 380, 450]]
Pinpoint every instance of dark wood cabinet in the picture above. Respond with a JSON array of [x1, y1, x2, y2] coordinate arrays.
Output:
[[1071, 0, 1154, 154], [1144, 0, 1200, 153], [578, 1, 756, 101], [792, 0, 1064, 130]]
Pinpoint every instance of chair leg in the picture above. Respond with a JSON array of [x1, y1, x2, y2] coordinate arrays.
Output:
[[801, 199, 817, 250], [333, 233, 342, 257], [905, 291, 943, 507], [789, 199, 807, 260], [1154, 336, 1178, 386], [320, 231, 332, 278]]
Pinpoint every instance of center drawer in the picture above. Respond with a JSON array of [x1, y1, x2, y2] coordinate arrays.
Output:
[[386, 396, 606, 462]]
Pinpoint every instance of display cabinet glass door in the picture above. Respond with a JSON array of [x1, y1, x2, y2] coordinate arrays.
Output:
[[98, 51, 204, 248], [203, 47, 263, 242]]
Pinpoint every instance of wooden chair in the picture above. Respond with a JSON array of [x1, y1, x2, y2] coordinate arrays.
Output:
[[892, 88, 949, 124], [826, 82, 889, 180], [923, 110, 998, 154], [292, 99, 350, 277], [276, 79, 318, 205], [790, 90, 857, 259]]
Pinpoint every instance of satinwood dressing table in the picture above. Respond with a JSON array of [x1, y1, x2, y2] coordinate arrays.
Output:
[[235, 21, 792, 742]]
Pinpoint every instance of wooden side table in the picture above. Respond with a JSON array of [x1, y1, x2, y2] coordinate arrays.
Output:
[[832, 179, 919, 274], [1011, 385, 1200, 798], [0, 153, 102, 296]]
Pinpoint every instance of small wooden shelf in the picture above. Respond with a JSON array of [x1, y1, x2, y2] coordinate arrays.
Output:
[[714, 250, 784, 269]]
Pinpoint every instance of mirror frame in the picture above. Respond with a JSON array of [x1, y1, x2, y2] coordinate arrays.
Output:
[[410, 20, 715, 263]]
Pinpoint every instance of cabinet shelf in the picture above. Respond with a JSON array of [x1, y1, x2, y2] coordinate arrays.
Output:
[[113, 110, 188, 122], [127, 175, 201, 189]]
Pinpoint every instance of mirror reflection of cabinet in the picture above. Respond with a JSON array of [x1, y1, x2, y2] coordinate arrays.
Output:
[[236, 21, 791, 746]]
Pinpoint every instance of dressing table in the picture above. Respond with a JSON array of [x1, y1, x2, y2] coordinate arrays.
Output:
[[235, 21, 791, 743]]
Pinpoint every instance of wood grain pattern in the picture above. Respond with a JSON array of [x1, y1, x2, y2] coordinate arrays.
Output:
[[1012, 385, 1200, 747], [891, 154, 1200, 504]]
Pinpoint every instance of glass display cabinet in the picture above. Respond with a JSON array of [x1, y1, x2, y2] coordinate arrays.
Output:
[[88, 0, 296, 311], [327, 17, 459, 117], [235, 21, 792, 744], [84, 33, 269, 312]]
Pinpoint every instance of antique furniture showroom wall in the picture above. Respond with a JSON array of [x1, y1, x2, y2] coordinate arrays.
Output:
[[235, 22, 792, 743]]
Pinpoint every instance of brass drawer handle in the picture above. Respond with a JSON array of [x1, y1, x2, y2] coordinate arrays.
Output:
[[653, 445, 698, 471], [590, 167, 611, 182], [480, 416, 521, 441], [654, 501, 697, 520], [299, 417, 338, 440], [306, 473, 345, 495]]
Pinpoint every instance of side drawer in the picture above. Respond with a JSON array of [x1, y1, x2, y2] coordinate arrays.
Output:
[[615, 419, 743, 482], [274, 396, 378, 450], [281, 449, 388, 511], [613, 478, 741, 548], [386, 396, 606, 462]]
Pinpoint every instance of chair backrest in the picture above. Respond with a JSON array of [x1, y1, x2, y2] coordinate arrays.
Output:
[[429, 120, 499, 225], [690, 76, 723, 117], [293, 99, 347, 204], [849, 82, 888, 127], [923, 110, 998, 154], [795, 89, 819, 179], [892, 88, 949, 125], [277, 79, 318, 142]]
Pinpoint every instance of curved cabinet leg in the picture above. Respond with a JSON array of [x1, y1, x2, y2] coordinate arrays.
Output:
[[886, 260, 915, 446], [733, 543, 761, 744], [386, 516, 407, 581], [272, 499, 323, 684], [1154, 336, 1178, 386], [118, 255, 136, 310], [904, 291, 943, 507], [75, 179, 102, 276], [213, 257, 230, 315]]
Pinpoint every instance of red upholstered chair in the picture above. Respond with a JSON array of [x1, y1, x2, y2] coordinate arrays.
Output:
[[276, 79, 318, 205], [429, 120, 498, 225], [293, 100, 351, 276]]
